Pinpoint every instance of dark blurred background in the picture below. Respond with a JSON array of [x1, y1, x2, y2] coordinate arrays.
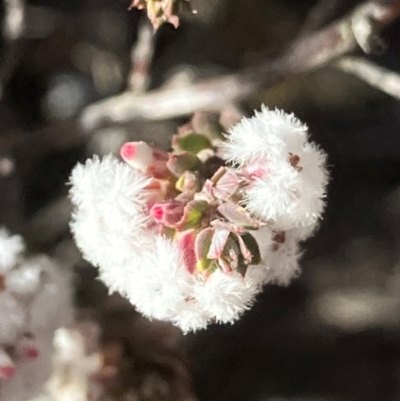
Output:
[[2, 0, 400, 400]]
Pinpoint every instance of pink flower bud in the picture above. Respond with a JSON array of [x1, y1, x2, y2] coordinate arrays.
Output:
[[18, 333, 40, 360], [0, 350, 15, 379], [24, 346, 39, 359], [120, 142, 169, 178], [150, 200, 185, 227]]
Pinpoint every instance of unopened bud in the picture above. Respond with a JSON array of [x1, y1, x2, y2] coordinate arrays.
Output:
[[0, 350, 15, 379], [150, 200, 185, 227], [18, 333, 40, 360], [120, 142, 169, 178]]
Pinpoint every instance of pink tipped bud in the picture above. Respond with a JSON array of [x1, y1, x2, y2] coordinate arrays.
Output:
[[120, 141, 154, 171], [24, 346, 39, 359], [120, 142, 169, 178], [150, 200, 185, 227], [18, 333, 39, 360], [0, 350, 15, 379]]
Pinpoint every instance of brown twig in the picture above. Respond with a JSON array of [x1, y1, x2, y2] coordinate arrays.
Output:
[[272, 0, 400, 74], [128, 16, 155, 94], [298, 0, 346, 36], [80, 0, 400, 129], [336, 56, 400, 99]]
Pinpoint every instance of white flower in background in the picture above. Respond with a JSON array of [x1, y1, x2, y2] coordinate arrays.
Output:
[[0, 293, 25, 345], [0, 229, 24, 274], [0, 228, 73, 401], [69, 106, 328, 333], [29, 322, 103, 401]]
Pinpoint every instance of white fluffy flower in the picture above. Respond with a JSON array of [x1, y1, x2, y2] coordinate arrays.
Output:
[[69, 105, 329, 333], [172, 300, 209, 334], [69, 155, 153, 294], [266, 230, 302, 286], [224, 106, 308, 165], [0, 228, 24, 274], [123, 236, 257, 331], [126, 235, 193, 322], [110, 235, 198, 331], [249, 227, 301, 287], [194, 269, 256, 324], [224, 106, 328, 230]]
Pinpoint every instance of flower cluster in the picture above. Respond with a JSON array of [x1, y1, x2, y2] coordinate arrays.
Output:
[[0, 228, 72, 401], [129, 0, 193, 30], [69, 106, 328, 332]]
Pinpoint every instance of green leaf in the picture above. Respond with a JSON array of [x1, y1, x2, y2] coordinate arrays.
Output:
[[175, 133, 212, 154], [194, 227, 214, 272], [166, 152, 202, 177], [175, 200, 208, 231]]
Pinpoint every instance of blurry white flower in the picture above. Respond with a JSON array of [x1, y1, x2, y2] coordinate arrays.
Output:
[[0, 292, 26, 344], [6, 262, 41, 297], [0, 228, 24, 274], [0, 228, 73, 401]]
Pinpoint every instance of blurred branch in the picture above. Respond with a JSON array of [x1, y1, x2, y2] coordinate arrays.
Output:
[[298, 0, 345, 36], [336, 56, 400, 99], [271, 0, 400, 73], [128, 16, 155, 94], [80, 0, 400, 128], [81, 74, 258, 128], [0, 0, 25, 97], [3, 0, 25, 40]]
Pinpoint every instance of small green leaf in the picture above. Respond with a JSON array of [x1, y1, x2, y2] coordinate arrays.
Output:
[[175, 133, 212, 154], [167, 152, 202, 177], [195, 227, 214, 272], [175, 200, 208, 231]]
